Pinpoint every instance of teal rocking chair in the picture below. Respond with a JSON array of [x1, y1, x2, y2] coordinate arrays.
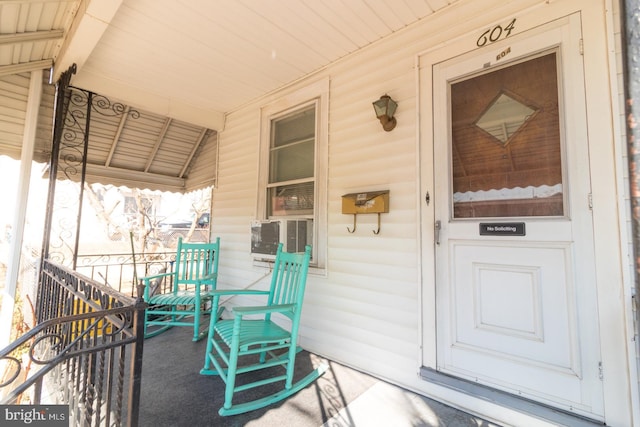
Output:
[[200, 244, 327, 416], [142, 237, 220, 341]]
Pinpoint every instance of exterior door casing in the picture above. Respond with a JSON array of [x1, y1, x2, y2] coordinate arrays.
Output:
[[418, 6, 633, 423]]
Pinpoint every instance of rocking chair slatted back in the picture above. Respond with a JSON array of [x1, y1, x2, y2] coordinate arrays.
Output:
[[142, 237, 220, 341], [267, 250, 308, 320], [175, 241, 219, 285]]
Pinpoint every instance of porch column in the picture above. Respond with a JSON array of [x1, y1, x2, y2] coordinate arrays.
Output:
[[622, 0, 640, 331], [0, 69, 43, 349]]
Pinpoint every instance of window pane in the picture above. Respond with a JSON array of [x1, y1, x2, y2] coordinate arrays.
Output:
[[451, 53, 563, 218], [270, 105, 315, 183], [272, 106, 315, 148], [268, 182, 314, 216], [269, 139, 314, 182]]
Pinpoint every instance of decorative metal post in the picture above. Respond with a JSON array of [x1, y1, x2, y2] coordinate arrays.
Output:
[[127, 296, 146, 427], [41, 64, 75, 264], [37, 64, 75, 323], [72, 91, 93, 270], [40, 71, 140, 272]]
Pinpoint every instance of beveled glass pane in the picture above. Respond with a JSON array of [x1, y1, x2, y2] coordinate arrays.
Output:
[[450, 53, 563, 218], [475, 93, 537, 145]]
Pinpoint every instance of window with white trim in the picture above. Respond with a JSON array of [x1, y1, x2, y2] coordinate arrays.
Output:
[[257, 80, 328, 268]]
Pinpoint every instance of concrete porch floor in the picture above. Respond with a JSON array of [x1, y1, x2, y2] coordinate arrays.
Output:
[[138, 325, 501, 427]]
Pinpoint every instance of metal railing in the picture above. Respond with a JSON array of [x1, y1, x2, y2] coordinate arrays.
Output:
[[75, 252, 176, 297], [1, 260, 146, 427]]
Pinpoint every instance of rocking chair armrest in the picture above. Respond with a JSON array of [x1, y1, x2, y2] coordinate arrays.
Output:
[[232, 303, 295, 317], [141, 271, 174, 283], [142, 271, 174, 298], [194, 273, 218, 287], [199, 272, 218, 281], [207, 290, 270, 314], [208, 289, 270, 297]]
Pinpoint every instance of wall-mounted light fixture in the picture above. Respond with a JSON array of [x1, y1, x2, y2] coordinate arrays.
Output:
[[372, 94, 398, 131]]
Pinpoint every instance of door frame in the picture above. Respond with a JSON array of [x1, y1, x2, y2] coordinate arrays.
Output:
[[433, 18, 605, 419], [416, 1, 636, 425]]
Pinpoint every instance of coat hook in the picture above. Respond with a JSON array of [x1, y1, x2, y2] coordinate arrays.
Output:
[[373, 213, 381, 234], [347, 214, 357, 233]]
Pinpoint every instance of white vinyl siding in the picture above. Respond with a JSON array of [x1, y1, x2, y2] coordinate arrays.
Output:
[[208, 1, 635, 424], [213, 43, 420, 387]]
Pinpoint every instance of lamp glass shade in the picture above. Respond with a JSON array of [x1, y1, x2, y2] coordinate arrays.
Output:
[[372, 95, 397, 118], [386, 97, 398, 117]]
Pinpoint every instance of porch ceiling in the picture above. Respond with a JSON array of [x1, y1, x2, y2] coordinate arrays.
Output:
[[1, 0, 457, 191]]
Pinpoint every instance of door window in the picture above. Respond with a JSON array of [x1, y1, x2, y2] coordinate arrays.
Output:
[[451, 53, 563, 218]]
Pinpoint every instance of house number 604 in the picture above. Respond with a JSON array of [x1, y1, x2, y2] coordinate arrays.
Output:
[[476, 19, 516, 47]]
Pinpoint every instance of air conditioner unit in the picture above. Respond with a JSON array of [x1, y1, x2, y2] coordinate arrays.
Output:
[[251, 219, 312, 259]]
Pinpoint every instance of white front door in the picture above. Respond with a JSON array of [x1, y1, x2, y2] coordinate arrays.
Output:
[[430, 15, 604, 420]]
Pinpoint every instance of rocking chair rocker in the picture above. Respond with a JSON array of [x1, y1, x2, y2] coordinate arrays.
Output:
[[200, 244, 327, 416], [141, 237, 220, 341]]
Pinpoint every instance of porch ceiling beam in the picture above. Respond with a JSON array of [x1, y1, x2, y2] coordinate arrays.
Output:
[[0, 59, 52, 78], [180, 128, 208, 178], [0, 29, 64, 45], [53, 0, 124, 82], [105, 106, 129, 167], [145, 118, 172, 173]]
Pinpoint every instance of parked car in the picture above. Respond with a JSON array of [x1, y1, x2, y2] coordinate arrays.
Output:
[[157, 213, 210, 229], [155, 213, 210, 246]]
